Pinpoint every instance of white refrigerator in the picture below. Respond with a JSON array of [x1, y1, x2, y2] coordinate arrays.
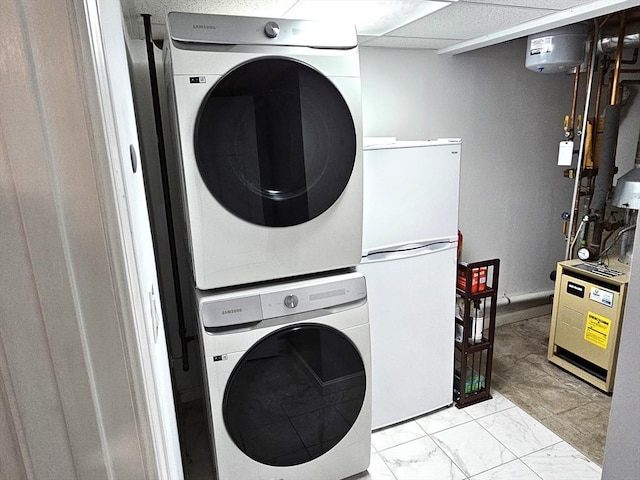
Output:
[[357, 139, 461, 430]]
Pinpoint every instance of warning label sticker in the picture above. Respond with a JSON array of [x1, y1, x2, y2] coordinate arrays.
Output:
[[584, 312, 611, 349], [530, 36, 553, 55]]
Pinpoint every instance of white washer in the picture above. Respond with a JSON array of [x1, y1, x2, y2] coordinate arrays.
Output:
[[196, 271, 371, 480], [164, 12, 363, 290]]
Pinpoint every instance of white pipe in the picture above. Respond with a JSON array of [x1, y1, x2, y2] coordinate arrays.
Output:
[[569, 216, 587, 254], [598, 20, 640, 53], [497, 290, 554, 307], [565, 20, 599, 261]]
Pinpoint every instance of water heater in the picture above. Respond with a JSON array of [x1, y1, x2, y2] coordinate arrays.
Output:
[[526, 24, 588, 74]]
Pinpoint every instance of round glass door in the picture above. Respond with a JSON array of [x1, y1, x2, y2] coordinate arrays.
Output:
[[194, 57, 356, 227], [222, 324, 366, 466]]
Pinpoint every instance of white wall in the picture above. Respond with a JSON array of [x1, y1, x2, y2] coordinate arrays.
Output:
[[0, 0, 175, 477], [360, 40, 579, 298], [614, 84, 640, 184], [601, 58, 640, 479], [602, 221, 640, 477]]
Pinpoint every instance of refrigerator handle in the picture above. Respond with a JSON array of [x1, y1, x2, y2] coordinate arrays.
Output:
[[362, 241, 455, 263]]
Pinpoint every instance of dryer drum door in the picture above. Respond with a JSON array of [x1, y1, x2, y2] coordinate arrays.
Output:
[[222, 323, 366, 466], [194, 58, 357, 227]]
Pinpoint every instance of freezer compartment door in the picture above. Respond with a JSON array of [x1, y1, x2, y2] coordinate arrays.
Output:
[[362, 143, 460, 254], [360, 240, 456, 264]]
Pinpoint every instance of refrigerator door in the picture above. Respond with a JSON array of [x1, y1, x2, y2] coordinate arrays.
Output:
[[356, 242, 456, 429], [362, 141, 461, 255], [361, 239, 455, 263]]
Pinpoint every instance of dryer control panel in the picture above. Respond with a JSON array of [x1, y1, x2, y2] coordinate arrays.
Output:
[[168, 12, 357, 49]]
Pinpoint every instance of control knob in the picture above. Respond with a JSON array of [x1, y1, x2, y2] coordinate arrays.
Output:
[[284, 294, 299, 309], [264, 21, 280, 38]]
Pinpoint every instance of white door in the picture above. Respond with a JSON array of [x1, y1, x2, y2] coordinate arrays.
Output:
[[358, 243, 456, 429], [93, 0, 182, 477], [362, 142, 460, 253]]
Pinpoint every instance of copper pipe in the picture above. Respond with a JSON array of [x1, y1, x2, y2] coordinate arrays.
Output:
[[589, 13, 626, 254], [598, 14, 613, 30], [610, 12, 627, 106], [569, 67, 580, 139], [564, 19, 600, 259], [568, 36, 595, 240], [568, 28, 598, 250]]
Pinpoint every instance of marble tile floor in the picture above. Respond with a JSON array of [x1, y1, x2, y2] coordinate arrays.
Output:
[[181, 389, 602, 479], [349, 392, 601, 480], [180, 314, 609, 479], [491, 314, 612, 466]]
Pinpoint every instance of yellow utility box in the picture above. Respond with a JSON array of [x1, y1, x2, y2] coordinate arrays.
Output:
[[548, 259, 629, 393]]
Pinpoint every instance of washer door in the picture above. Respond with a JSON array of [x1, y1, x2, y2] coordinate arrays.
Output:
[[222, 324, 366, 466], [194, 57, 357, 227]]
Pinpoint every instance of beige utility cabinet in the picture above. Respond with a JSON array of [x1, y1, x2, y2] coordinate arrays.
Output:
[[548, 259, 629, 393]]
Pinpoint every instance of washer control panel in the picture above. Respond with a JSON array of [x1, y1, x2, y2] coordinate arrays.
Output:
[[199, 273, 366, 329]]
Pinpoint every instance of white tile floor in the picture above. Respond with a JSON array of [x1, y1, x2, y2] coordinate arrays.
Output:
[[351, 391, 602, 480]]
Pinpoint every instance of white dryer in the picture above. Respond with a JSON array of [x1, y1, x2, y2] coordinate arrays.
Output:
[[196, 271, 371, 480], [164, 12, 363, 290]]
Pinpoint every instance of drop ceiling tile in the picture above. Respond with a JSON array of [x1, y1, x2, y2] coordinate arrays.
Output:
[[284, 0, 453, 35], [133, 0, 297, 22], [360, 36, 462, 49], [459, 0, 596, 10], [387, 2, 556, 39]]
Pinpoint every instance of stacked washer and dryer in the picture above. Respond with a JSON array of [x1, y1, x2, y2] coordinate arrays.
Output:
[[163, 12, 371, 480]]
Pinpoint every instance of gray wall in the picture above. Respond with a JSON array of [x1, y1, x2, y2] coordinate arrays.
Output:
[[134, 37, 589, 400], [360, 41, 577, 298], [359, 41, 640, 476]]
